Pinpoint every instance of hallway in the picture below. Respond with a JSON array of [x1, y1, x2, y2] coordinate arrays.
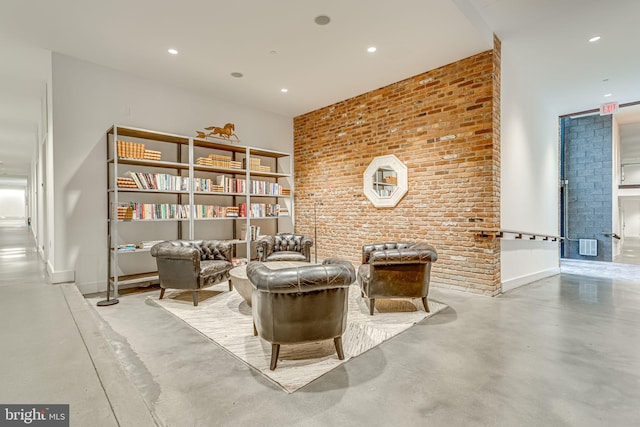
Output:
[[614, 236, 640, 265], [1, 223, 640, 426], [0, 221, 156, 427]]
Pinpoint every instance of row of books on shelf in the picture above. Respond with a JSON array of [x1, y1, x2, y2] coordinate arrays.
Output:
[[115, 203, 288, 220], [117, 172, 289, 195], [131, 203, 190, 220], [238, 203, 283, 218], [123, 172, 190, 191], [214, 176, 284, 195]]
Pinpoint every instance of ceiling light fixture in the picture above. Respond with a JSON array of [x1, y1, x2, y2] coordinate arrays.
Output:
[[314, 15, 331, 26], [367, 47, 377, 53], [604, 93, 612, 97], [588, 36, 601, 43], [167, 48, 178, 55], [230, 72, 244, 78], [281, 88, 289, 93]]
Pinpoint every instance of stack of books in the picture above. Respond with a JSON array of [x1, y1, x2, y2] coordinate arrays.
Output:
[[226, 207, 239, 217], [117, 177, 137, 188], [143, 149, 161, 161], [242, 158, 271, 173], [196, 157, 213, 166], [207, 154, 232, 168], [281, 188, 291, 196], [138, 240, 164, 250], [115, 205, 133, 220], [116, 140, 145, 159], [117, 244, 137, 252]]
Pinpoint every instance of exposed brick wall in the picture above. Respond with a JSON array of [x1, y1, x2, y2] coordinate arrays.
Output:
[[293, 42, 501, 295]]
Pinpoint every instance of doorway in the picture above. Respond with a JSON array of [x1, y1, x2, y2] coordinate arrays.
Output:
[[0, 187, 26, 226], [560, 104, 640, 265]]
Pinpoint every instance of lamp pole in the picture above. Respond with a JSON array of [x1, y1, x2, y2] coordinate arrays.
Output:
[[314, 202, 318, 264], [313, 201, 323, 264]]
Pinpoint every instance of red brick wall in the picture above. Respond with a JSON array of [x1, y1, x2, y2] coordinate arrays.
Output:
[[293, 43, 501, 295]]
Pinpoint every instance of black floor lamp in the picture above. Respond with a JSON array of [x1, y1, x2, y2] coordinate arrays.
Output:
[[314, 201, 323, 264], [97, 279, 119, 306]]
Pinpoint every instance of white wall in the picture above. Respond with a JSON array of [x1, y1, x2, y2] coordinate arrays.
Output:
[[0, 189, 26, 219], [51, 53, 293, 293], [500, 40, 560, 292], [622, 199, 640, 237], [612, 117, 622, 256]]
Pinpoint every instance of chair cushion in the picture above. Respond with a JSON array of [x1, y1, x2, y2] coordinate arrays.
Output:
[[265, 251, 307, 262]]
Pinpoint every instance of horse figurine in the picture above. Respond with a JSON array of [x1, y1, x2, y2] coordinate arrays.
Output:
[[203, 123, 239, 141]]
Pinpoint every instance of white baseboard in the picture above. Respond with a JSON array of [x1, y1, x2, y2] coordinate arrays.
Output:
[[501, 267, 560, 293], [47, 261, 75, 284]]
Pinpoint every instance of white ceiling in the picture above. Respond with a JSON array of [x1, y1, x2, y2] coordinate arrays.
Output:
[[1, 0, 640, 180]]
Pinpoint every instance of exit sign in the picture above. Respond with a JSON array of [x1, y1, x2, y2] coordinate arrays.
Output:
[[600, 102, 618, 115]]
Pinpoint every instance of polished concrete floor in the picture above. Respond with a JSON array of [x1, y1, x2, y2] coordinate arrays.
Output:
[[614, 236, 640, 265], [1, 223, 640, 426]]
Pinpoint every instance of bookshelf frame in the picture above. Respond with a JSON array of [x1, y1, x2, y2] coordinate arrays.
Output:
[[107, 125, 293, 297]]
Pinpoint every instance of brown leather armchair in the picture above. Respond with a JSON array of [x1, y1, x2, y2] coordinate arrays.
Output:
[[150, 240, 233, 306], [246, 258, 356, 370], [357, 242, 438, 315], [255, 233, 313, 262]]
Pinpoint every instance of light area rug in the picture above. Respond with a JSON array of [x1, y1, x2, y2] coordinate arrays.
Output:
[[151, 282, 446, 393]]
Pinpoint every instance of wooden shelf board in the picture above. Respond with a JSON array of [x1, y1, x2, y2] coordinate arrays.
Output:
[[109, 158, 190, 170], [193, 138, 247, 153], [111, 272, 159, 286], [110, 188, 189, 194], [109, 126, 189, 144]]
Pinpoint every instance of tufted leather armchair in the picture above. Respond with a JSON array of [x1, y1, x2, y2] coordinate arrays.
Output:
[[246, 258, 356, 370], [255, 233, 313, 263], [357, 242, 438, 315], [150, 240, 233, 306]]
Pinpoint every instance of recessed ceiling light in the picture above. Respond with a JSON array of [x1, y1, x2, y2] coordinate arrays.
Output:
[[280, 88, 289, 93], [167, 48, 178, 55], [604, 93, 612, 97], [367, 47, 377, 53], [314, 15, 331, 26], [589, 36, 601, 43], [231, 72, 244, 78]]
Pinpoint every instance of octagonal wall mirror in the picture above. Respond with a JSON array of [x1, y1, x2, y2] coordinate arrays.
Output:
[[363, 154, 408, 208]]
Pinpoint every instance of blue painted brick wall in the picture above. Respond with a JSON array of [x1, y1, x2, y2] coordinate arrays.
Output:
[[564, 115, 613, 261]]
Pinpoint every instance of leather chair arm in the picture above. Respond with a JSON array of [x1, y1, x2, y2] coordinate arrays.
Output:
[[247, 260, 355, 293], [150, 242, 200, 263], [255, 236, 275, 262], [323, 257, 356, 273]]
